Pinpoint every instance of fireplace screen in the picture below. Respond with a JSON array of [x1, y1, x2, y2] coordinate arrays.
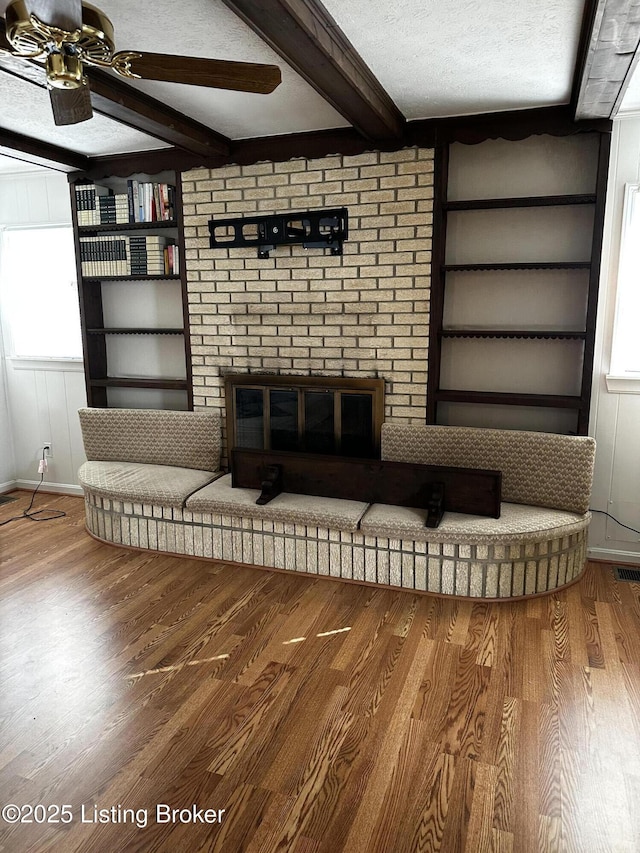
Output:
[[226, 375, 384, 458]]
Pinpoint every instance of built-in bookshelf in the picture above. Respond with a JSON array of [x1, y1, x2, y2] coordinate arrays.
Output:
[[74, 178, 177, 225], [78, 233, 180, 278], [70, 170, 193, 411], [427, 132, 610, 435]]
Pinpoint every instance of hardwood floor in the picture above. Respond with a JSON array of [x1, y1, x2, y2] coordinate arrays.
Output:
[[1, 491, 639, 853]]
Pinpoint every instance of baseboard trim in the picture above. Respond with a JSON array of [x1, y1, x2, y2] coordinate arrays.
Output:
[[0, 480, 18, 494], [16, 479, 83, 497], [588, 546, 640, 565]]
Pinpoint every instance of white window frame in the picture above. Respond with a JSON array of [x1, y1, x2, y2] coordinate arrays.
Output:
[[607, 182, 640, 393]]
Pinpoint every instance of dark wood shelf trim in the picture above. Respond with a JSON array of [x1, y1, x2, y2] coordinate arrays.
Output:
[[442, 262, 592, 272], [78, 220, 178, 233], [87, 328, 185, 335], [89, 378, 189, 390], [443, 194, 596, 211], [435, 390, 582, 409], [82, 275, 181, 282], [440, 329, 587, 340]]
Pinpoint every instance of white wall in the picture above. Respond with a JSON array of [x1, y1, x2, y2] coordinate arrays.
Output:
[[0, 320, 15, 488], [0, 169, 87, 495], [589, 117, 640, 563]]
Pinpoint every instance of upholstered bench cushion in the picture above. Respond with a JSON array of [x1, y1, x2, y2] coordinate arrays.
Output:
[[78, 407, 221, 472], [381, 424, 595, 515], [186, 474, 369, 531], [79, 461, 218, 507], [360, 501, 590, 544]]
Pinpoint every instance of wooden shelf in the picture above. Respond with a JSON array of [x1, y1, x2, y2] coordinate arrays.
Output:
[[78, 220, 178, 234], [443, 194, 596, 211], [89, 377, 189, 390], [82, 274, 181, 282], [427, 134, 610, 435], [72, 170, 194, 411], [442, 262, 592, 272], [435, 390, 582, 409], [87, 328, 185, 335], [440, 329, 587, 340]]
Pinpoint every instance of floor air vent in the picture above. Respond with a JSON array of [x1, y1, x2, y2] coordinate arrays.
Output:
[[0, 494, 16, 505], [614, 566, 640, 582]]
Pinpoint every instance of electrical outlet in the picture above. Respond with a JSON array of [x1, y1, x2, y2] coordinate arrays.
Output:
[[43, 442, 52, 459]]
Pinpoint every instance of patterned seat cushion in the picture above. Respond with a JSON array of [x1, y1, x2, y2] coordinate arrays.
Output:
[[360, 501, 590, 544], [186, 474, 369, 531], [79, 461, 218, 507], [78, 408, 221, 472], [381, 424, 595, 514]]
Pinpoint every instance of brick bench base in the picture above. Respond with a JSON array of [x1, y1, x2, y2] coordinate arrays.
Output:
[[84, 491, 589, 600]]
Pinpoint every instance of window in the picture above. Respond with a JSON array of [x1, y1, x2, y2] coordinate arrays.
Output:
[[610, 183, 640, 378], [0, 226, 82, 359]]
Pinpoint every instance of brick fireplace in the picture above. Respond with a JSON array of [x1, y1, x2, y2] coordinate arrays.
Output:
[[182, 146, 434, 462]]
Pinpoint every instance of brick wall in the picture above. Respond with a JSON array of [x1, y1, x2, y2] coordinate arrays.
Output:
[[182, 146, 434, 458]]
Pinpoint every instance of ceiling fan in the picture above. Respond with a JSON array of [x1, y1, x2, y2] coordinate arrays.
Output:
[[0, 0, 282, 125]]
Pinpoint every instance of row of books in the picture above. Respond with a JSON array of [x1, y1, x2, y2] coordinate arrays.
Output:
[[79, 235, 180, 277], [75, 180, 176, 225]]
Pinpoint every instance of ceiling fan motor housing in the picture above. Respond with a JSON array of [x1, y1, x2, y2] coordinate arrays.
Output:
[[46, 51, 83, 88], [4, 0, 281, 123], [5, 1, 115, 66]]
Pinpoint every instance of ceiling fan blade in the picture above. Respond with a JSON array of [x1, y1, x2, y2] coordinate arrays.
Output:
[[114, 52, 281, 94], [26, 0, 83, 31], [50, 81, 92, 125]]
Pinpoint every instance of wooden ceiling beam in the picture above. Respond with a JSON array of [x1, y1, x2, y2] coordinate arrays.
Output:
[[221, 0, 404, 141], [0, 20, 231, 158], [84, 68, 230, 158], [574, 0, 640, 119], [0, 126, 90, 171], [85, 105, 611, 179]]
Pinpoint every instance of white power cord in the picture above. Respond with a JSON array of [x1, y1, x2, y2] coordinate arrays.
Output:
[[0, 446, 65, 527]]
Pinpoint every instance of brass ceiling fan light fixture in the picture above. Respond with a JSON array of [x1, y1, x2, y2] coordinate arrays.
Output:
[[1, 0, 282, 125]]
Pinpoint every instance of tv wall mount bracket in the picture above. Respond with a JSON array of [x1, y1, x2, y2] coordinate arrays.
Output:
[[208, 208, 348, 258]]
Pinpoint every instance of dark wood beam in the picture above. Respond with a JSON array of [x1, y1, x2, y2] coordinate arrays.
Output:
[[79, 147, 207, 180], [230, 127, 391, 165], [221, 0, 404, 141], [571, 0, 600, 111], [84, 68, 230, 157], [574, 0, 640, 119], [227, 106, 609, 166], [0, 126, 90, 171], [429, 104, 611, 144], [85, 105, 611, 178], [0, 20, 230, 158]]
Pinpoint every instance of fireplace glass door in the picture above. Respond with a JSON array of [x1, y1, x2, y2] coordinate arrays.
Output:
[[227, 375, 384, 459]]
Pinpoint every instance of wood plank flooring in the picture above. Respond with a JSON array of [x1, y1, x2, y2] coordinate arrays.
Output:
[[1, 491, 639, 852]]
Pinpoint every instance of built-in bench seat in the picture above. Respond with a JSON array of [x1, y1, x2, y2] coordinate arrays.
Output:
[[186, 474, 369, 531], [360, 501, 587, 544], [79, 461, 217, 507], [78, 408, 596, 600], [77, 407, 222, 507]]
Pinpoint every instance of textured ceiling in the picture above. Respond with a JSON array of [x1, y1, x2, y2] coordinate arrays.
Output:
[[321, 0, 585, 118], [0, 0, 592, 160], [84, 0, 347, 139], [0, 73, 170, 155]]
